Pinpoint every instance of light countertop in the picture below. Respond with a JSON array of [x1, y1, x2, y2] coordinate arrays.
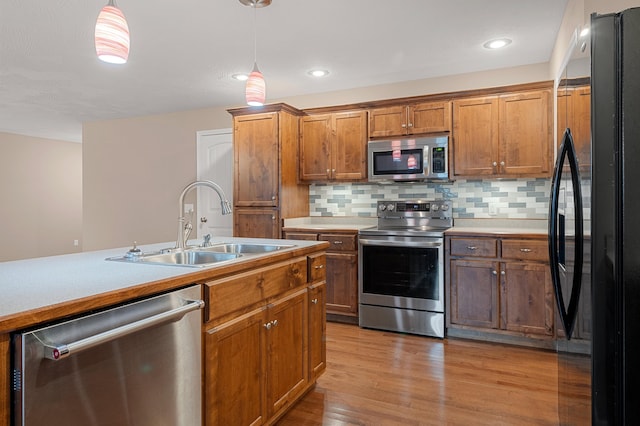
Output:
[[283, 216, 377, 231], [0, 237, 327, 333], [447, 218, 548, 236]]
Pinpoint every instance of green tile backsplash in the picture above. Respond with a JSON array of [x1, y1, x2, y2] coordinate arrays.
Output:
[[309, 178, 552, 219]]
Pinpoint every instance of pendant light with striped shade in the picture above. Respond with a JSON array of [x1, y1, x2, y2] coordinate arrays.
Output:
[[241, 0, 271, 106], [95, 0, 130, 64]]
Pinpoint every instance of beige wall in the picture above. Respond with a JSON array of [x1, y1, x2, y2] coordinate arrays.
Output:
[[0, 132, 82, 261], [82, 63, 550, 250]]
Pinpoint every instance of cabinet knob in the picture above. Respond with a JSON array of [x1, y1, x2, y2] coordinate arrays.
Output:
[[311, 298, 319, 304], [501, 270, 506, 275], [314, 264, 325, 269], [401, 123, 407, 128], [492, 161, 498, 167], [272, 216, 276, 220], [264, 322, 272, 330], [492, 270, 497, 275], [271, 195, 276, 201], [408, 123, 413, 128], [271, 319, 278, 327], [500, 161, 505, 167]]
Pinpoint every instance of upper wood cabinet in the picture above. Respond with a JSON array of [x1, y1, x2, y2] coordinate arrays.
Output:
[[299, 111, 367, 182], [228, 104, 309, 239], [557, 84, 591, 169], [369, 101, 451, 138], [452, 89, 552, 178]]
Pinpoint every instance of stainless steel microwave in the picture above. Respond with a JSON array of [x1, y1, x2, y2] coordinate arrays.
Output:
[[367, 136, 449, 182]]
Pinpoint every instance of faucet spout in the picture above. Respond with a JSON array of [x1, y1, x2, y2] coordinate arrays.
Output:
[[176, 180, 232, 249]]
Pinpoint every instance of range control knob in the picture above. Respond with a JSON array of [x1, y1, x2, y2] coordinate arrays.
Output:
[[386, 203, 395, 211], [432, 204, 439, 212], [441, 204, 450, 211], [378, 204, 386, 211]]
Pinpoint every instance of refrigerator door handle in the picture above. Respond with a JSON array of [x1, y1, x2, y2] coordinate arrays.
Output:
[[548, 128, 584, 339]]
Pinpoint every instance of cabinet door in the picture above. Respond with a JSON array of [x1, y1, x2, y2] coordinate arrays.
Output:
[[368, 105, 407, 138], [452, 96, 499, 176], [332, 111, 368, 181], [325, 252, 358, 316], [572, 86, 591, 169], [449, 259, 499, 328], [409, 101, 451, 134], [234, 208, 280, 239], [234, 112, 279, 206], [500, 262, 554, 336], [499, 90, 552, 175], [308, 282, 326, 381], [205, 308, 267, 426], [266, 288, 308, 417], [299, 114, 331, 181]]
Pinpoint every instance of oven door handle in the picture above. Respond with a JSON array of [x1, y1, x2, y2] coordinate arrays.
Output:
[[359, 238, 442, 248]]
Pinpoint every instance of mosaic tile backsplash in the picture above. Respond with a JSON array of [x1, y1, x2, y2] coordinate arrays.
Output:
[[309, 178, 552, 219]]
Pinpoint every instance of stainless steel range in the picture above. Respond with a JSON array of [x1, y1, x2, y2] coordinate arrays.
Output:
[[358, 200, 452, 338]]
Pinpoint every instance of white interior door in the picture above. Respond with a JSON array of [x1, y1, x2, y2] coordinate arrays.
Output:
[[196, 129, 233, 239]]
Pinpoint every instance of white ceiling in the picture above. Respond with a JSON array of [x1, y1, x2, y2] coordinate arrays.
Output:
[[0, 0, 568, 143]]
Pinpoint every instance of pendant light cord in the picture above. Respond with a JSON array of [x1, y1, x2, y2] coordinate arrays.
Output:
[[253, 1, 257, 64]]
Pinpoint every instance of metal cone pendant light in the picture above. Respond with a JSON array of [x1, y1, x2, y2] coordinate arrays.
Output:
[[95, 0, 130, 64], [242, 0, 271, 106]]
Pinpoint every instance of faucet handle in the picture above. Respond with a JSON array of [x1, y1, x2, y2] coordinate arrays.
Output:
[[202, 234, 212, 247]]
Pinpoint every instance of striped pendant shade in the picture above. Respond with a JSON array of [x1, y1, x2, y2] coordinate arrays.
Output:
[[245, 63, 266, 106], [95, 2, 130, 64]]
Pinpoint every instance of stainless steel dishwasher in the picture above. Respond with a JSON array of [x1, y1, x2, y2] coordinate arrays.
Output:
[[11, 285, 204, 426]]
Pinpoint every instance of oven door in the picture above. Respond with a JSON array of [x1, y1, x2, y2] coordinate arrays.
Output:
[[358, 235, 444, 313]]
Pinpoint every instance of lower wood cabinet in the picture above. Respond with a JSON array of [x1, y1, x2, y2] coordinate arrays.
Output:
[[203, 254, 326, 426], [446, 234, 554, 346], [283, 230, 359, 321]]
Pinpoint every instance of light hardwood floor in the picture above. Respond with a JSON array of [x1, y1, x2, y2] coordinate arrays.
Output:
[[278, 322, 562, 425]]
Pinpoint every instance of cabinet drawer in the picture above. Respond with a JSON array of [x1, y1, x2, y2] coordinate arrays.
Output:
[[501, 239, 548, 262], [450, 238, 497, 257], [283, 232, 318, 241], [319, 234, 357, 252], [205, 257, 308, 323], [308, 253, 327, 283]]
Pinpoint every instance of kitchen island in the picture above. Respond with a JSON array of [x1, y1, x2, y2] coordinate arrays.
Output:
[[0, 237, 329, 426]]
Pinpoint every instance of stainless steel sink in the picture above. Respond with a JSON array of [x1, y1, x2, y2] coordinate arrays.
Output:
[[106, 242, 295, 268], [106, 250, 241, 268], [201, 243, 295, 254]]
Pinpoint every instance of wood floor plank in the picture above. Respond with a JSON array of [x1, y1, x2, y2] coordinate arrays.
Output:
[[278, 322, 565, 425]]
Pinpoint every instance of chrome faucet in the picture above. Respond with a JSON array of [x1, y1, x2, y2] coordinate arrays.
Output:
[[176, 180, 232, 249]]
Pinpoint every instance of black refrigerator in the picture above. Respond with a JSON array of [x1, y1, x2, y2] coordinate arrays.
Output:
[[550, 7, 640, 425]]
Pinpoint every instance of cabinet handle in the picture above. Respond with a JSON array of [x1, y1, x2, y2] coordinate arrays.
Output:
[[520, 248, 532, 253], [314, 264, 325, 269], [264, 322, 272, 330], [311, 298, 319, 304], [492, 270, 497, 275], [467, 246, 477, 250], [332, 241, 343, 245]]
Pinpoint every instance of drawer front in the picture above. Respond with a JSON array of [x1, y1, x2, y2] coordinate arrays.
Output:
[[308, 253, 327, 283], [319, 233, 357, 252], [283, 232, 318, 241], [205, 257, 308, 323], [501, 239, 549, 262], [450, 238, 498, 258]]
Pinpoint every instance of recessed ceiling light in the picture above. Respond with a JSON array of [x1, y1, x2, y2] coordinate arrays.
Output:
[[308, 69, 329, 77], [483, 38, 512, 49], [232, 73, 249, 81]]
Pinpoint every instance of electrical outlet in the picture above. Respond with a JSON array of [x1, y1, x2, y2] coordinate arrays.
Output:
[[184, 203, 194, 214], [73, 240, 79, 247], [489, 204, 498, 216]]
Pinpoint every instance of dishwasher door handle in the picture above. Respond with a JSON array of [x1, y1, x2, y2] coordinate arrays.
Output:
[[43, 299, 205, 361]]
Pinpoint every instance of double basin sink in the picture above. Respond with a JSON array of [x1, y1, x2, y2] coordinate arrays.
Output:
[[107, 242, 295, 268]]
